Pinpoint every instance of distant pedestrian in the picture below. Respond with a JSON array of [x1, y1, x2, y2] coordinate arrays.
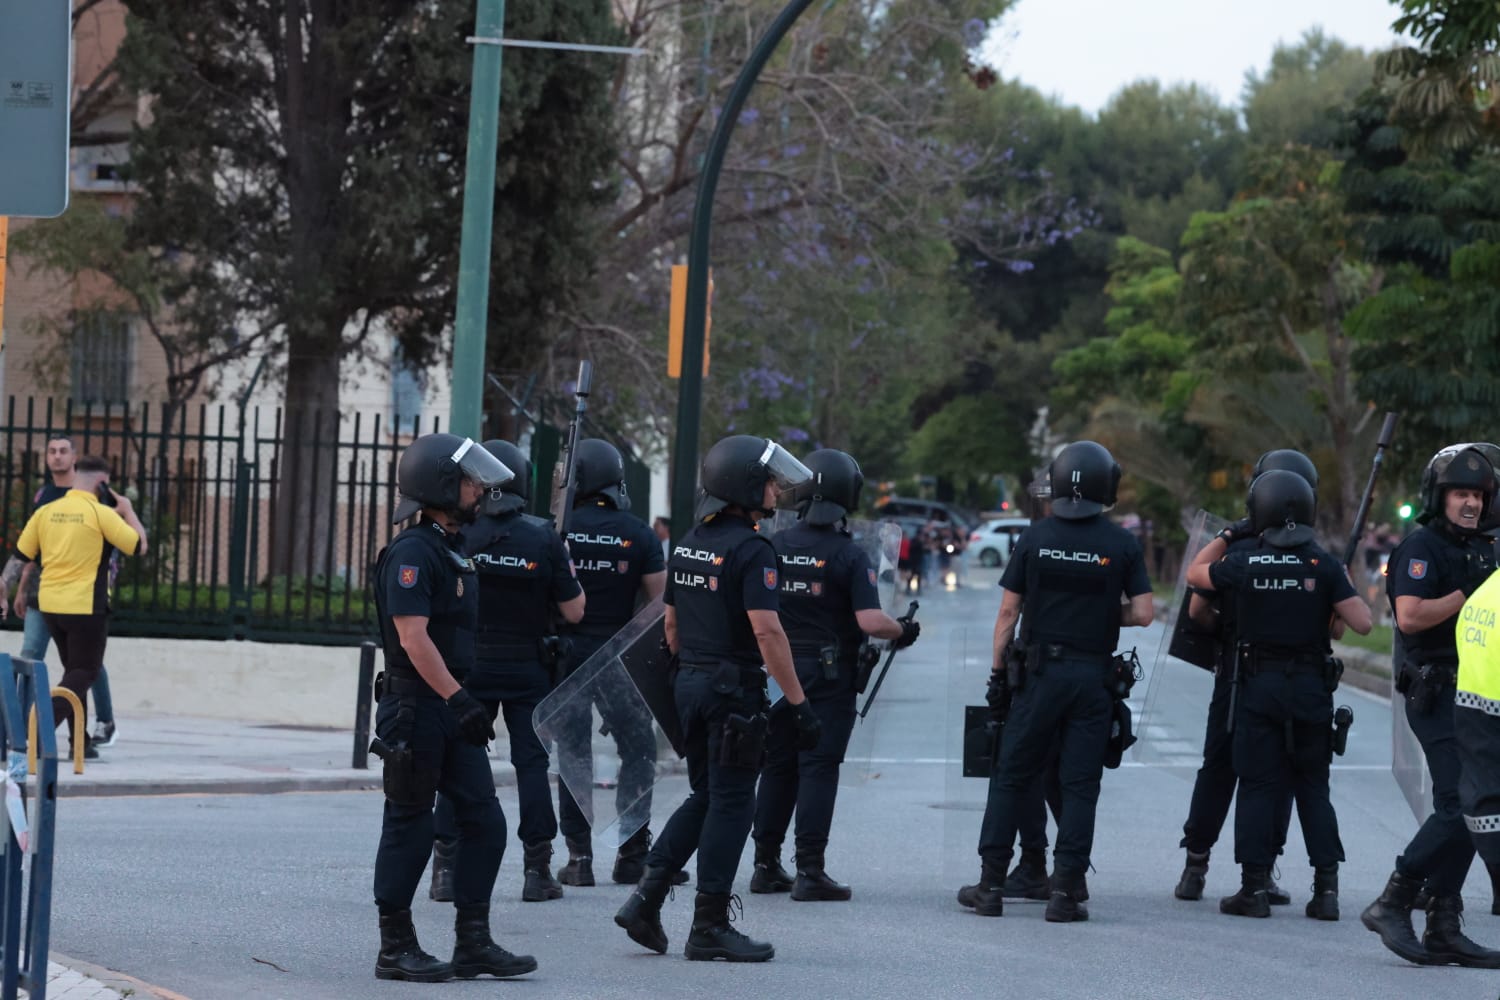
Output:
[[12, 455, 146, 759], [653, 516, 671, 562], [0, 436, 123, 747]]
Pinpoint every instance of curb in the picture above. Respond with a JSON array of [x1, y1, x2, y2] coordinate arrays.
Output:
[[54, 952, 192, 1000]]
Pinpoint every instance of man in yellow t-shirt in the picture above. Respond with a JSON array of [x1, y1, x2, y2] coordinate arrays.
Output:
[[14, 455, 147, 752]]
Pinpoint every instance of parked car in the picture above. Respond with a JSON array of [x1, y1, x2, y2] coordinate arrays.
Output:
[[876, 497, 977, 535], [969, 518, 1031, 567]]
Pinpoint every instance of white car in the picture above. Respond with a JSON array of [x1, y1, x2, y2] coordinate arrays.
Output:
[[969, 518, 1031, 567]]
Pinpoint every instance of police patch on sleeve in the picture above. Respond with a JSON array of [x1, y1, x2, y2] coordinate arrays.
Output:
[[868, 568, 877, 586], [764, 568, 778, 590], [1408, 559, 1428, 580], [399, 565, 419, 588]]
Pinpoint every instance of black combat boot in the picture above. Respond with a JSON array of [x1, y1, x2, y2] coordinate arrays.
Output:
[[614, 827, 688, 885], [1045, 868, 1089, 923], [557, 837, 594, 887], [1175, 850, 1210, 901], [613, 865, 675, 954], [956, 860, 1006, 916], [1003, 849, 1051, 901], [749, 841, 795, 894], [1219, 864, 1271, 918], [1423, 894, 1500, 968], [427, 838, 456, 903], [1304, 865, 1339, 921], [1360, 869, 1430, 964], [684, 892, 774, 962], [375, 909, 453, 982], [521, 842, 563, 902], [791, 852, 852, 901], [451, 906, 537, 979]]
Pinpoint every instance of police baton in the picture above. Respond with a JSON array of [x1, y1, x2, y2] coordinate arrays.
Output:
[[858, 600, 919, 720], [550, 360, 593, 538], [1342, 411, 1399, 566]]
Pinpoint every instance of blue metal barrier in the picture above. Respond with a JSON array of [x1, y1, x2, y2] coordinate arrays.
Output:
[[0, 655, 58, 1000]]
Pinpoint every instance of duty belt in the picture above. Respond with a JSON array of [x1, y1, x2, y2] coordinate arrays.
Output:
[[1238, 646, 1325, 676], [678, 659, 768, 688], [1027, 642, 1109, 664], [384, 672, 450, 698], [475, 638, 546, 660]]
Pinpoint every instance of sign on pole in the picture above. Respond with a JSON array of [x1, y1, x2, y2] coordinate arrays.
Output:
[[0, 0, 72, 218]]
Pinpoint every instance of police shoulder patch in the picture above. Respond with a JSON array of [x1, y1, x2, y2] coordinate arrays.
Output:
[[1408, 559, 1428, 580], [868, 567, 878, 587], [764, 568, 778, 590], [398, 565, 419, 588]]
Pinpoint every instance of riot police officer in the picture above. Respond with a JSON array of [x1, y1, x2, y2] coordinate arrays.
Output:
[[1186, 470, 1372, 920], [748, 449, 920, 901], [553, 438, 669, 887], [1174, 449, 1314, 904], [370, 433, 535, 981], [614, 435, 818, 962], [961, 441, 1154, 922], [1362, 446, 1500, 966], [429, 440, 585, 905]]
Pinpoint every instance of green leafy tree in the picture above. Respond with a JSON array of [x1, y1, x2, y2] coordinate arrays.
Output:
[[110, 0, 618, 572], [1350, 243, 1500, 469], [1177, 147, 1380, 541], [1242, 29, 1378, 150], [1378, 0, 1500, 154]]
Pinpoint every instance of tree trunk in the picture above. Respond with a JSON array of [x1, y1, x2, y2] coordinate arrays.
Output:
[[270, 345, 340, 580]]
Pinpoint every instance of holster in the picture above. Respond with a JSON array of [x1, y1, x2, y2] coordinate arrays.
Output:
[[1004, 644, 1027, 692], [370, 701, 436, 808], [1404, 662, 1454, 716], [818, 644, 840, 682], [539, 635, 572, 686], [717, 711, 769, 768], [1322, 656, 1345, 694]]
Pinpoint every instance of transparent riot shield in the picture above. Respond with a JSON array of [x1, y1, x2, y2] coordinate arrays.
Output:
[[532, 598, 690, 849], [1134, 510, 1228, 765], [762, 514, 904, 784], [941, 627, 994, 884], [1390, 638, 1433, 822]]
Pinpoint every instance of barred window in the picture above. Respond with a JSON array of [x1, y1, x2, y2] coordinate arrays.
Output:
[[391, 344, 425, 427], [71, 313, 132, 405]]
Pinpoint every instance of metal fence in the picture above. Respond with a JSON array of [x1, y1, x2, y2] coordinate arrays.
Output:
[[0, 397, 655, 646]]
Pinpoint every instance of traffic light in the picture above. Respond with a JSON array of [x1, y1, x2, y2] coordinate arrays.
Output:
[[1398, 502, 1414, 521]]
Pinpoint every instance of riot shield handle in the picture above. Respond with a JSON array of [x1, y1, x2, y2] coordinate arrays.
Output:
[[858, 600, 919, 719]]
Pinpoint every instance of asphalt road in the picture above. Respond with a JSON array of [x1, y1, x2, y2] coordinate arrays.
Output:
[[45, 569, 1500, 999]]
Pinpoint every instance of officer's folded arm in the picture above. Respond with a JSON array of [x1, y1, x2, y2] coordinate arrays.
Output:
[[390, 615, 462, 699], [556, 591, 586, 625], [1335, 595, 1374, 635], [1394, 591, 1467, 633], [748, 608, 807, 705], [1120, 591, 1154, 628], [1184, 536, 1227, 592]]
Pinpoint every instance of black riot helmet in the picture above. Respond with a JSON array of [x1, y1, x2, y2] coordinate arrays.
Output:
[[574, 438, 630, 510], [1248, 469, 1317, 548], [479, 439, 530, 516], [1418, 444, 1498, 531], [780, 448, 864, 526], [696, 435, 814, 521], [1252, 449, 1319, 490], [1047, 441, 1121, 520], [393, 433, 514, 524]]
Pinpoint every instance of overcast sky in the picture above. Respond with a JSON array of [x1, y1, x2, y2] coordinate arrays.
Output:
[[982, 0, 1405, 115]]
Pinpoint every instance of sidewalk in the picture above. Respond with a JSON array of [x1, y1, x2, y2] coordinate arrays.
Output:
[[28, 715, 520, 798], [20, 959, 124, 999]]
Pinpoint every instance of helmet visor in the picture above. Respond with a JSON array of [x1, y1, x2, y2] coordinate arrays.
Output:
[[759, 440, 813, 493], [452, 437, 514, 489]]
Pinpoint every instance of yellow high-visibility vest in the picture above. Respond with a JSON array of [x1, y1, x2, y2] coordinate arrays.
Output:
[[1458, 570, 1500, 712]]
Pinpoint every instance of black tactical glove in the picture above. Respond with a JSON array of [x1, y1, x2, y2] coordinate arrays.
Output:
[[446, 688, 495, 747], [893, 618, 921, 650], [791, 700, 823, 752], [1219, 517, 1255, 544], [985, 669, 1010, 723]]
